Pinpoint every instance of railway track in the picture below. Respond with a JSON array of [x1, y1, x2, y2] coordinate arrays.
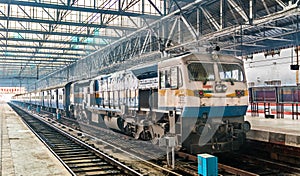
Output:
[[11, 103, 300, 176], [9, 103, 142, 175], [58, 116, 299, 176], [176, 150, 300, 176], [9, 103, 180, 176], [40, 113, 264, 176]]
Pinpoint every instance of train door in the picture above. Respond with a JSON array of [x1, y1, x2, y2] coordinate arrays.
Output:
[[50, 89, 56, 112], [94, 80, 101, 107], [103, 78, 109, 107], [46, 90, 50, 110], [64, 83, 71, 117], [43, 91, 47, 109], [83, 85, 89, 107], [31, 92, 33, 105], [28, 93, 30, 105], [48, 90, 52, 110], [158, 65, 183, 147], [42, 91, 44, 107], [55, 89, 59, 109], [58, 88, 64, 110], [158, 67, 180, 108]]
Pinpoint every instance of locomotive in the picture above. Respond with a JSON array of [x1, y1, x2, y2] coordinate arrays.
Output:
[[11, 52, 250, 154]]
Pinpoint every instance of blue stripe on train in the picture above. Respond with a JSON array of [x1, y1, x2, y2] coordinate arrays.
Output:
[[182, 106, 248, 118]]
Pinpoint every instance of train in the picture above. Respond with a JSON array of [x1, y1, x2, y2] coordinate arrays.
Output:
[[11, 52, 250, 154]]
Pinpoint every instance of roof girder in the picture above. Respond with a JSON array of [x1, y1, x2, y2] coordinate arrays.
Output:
[[0, 49, 83, 56], [0, 16, 138, 31], [0, 37, 107, 47], [0, 43, 95, 52], [0, 0, 160, 18]]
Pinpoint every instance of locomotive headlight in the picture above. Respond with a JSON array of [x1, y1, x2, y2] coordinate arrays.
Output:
[[215, 84, 227, 93], [222, 85, 228, 92]]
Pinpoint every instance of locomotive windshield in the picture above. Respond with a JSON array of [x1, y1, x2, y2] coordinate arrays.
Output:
[[188, 63, 215, 81], [218, 64, 244, 82]]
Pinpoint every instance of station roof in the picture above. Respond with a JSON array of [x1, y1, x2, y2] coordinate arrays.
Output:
[[0, 0, 163, 80], [1, 0, 300, 88]]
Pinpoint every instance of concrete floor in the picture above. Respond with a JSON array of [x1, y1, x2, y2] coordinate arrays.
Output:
[[246, 115, 300, 147], [0, 102, 71, 176], [246, 115, 300, 135]]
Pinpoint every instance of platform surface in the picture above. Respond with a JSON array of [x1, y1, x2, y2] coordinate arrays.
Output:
[[0, 101, 71, 176], [245, 114, 300, 147]]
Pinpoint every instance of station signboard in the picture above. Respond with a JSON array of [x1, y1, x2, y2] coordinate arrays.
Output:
[[0, 87, 25, 94]]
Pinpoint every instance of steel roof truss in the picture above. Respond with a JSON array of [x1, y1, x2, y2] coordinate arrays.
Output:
[[0, 0, 159, 19], [200, 6, 221, 31], [275, 0, 287, 9], [227, 0, 249, 23], [0, 49, 83, 56]]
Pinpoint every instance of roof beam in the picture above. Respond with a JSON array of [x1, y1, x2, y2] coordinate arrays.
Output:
[[275, 0, 287, 9], [0, 54, 78, 61], [227, 0, 249, 23], [147, 0, 163, 16], [0, 63, 64, 67], [0, 49, 83, 56], [0, 76, 39, 79], [0, 58, 76, 63], [0, 0, 159, 19], [0, 28, 119, 40], [0, 37, 107, 47], [200, 6, 221, 30], [0, 44, 94, 52], [0, 16, 137, 31], [203, 3, 300, 41]]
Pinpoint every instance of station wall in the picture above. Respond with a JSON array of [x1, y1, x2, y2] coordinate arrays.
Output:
[[245, 47, 299, 86]]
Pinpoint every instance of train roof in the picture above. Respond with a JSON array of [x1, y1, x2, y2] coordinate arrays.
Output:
[[158, 52, 242, 67], [130, 64, 158, 80]]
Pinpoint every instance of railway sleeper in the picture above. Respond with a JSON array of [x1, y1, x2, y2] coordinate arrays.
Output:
[[68, 162, 109, 168], [71, 165, 115, 172], [53, 148, 87, 153], [61, 155, 98, 161], [56, 151, 90, 155], [53, 146, 84, 150], [64, 158, 103, 164], [60, 154, 95, 159], [75, 170, 122, 175]]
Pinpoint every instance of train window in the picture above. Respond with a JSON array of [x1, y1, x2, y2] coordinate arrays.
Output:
[[218, 64, 244, 82], [188, 63, 214, 81], [74, 86, 79, 92], [165, 70, 171, 88], [160, 71, 166, 89], [170, 67, 178, 89], [160, 67, 182, 89]]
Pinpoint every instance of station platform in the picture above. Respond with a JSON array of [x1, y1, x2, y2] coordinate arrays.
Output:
[[0, 101, 71, 176], [245, 114, 300, 148]]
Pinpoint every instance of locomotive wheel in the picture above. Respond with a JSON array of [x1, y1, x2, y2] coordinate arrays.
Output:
[[124, 124, 131, 135], [140, 130, 151, 141]]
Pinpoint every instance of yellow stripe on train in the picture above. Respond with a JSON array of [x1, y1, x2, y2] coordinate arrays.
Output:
[[159, 89, 212, 97], [226, 90, 248, 97], [158, 89, 248, 98]]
